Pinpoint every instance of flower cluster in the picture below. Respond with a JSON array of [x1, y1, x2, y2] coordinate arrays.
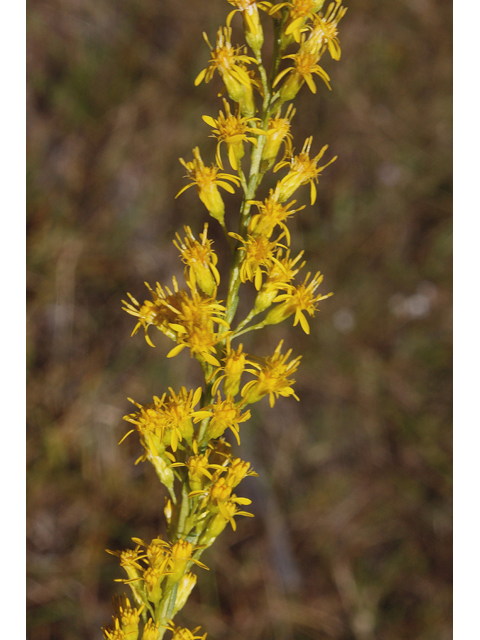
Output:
[[106, 1, 346, 638]]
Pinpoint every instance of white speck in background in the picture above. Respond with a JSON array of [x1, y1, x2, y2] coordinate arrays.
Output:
[[333, 307, 356, 333], [388, 280, 438, 319]]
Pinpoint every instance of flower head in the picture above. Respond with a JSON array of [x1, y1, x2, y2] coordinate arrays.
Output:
[[248, 189, 304, 244], [141, 619, 160, 640], [274, 137, 336, 204], [172, 573, 198, 617], [273, 45, 331, 104], [123, 279, 230, 366], [226, 0, 272, 54], [305, 0, 347, 60], [241, 340, 301, 407], [261, 104, 296, 172], [168, 540, 209, 583], [195, 27, 257, 116], [265, 271, 333, 333], [212, 342, 255, 397], [270, 0, 325, 44], [176, 147, 240, 227], [124, 387, 210, 453], [229, 231, 286, 290], [224, 458, 258, 487], [164, 623, 207, 640], [102, 617, 126, 640], [200, 393, 251, 444], [174, 224, 220, 296], [202, 99, 263, 171], [253, 248, 305, 313], [111, 594, 144, 640]]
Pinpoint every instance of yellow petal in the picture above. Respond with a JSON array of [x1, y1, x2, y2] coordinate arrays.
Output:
[[167, 344, 186, 358]]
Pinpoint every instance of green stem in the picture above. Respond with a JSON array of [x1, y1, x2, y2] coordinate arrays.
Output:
[[234, 307, 260, 334], [174, 483, 191, 540], [232, 319, 267, 339]]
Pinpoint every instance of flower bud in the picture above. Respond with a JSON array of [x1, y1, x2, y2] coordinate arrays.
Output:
[[172, 572, 197, 617], [143, 567, 164, 605], [168, 540, 194, 584]]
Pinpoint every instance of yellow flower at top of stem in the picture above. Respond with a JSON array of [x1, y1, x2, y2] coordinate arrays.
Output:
[[274, 136, 337, 204], [270, 0, 326, 45], [194, 26, 257, 116], [304, 0, 347, 60], [111, 595, 144, 640], [176, 147, 240, 228], [202, 99, 263, 171], [226, 0, 273, 55]]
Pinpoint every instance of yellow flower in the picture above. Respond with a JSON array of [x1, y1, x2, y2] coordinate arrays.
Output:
[[174, 224, 220, 296], [112, 595, 144, 640], [106, 546, 145, 583], [176, 147, 240, 227], [201, 496, 254, 540], [264, 271, 333, 333], [270, 0, 323, 43], [185, 451, 218, 491], [253, 248, 305, 313], [225, 458, 258, 487], [195, 26, 257, 116], [260, 104, 296, 172], [171, 442, 224, 492], [122, 282, 179, 348], [167, 288, 230, 366], [164, 622, 207, 640], [248, 190, 304, 244], [141, 619, 160, 640], [273, 45, 331, 103], [201, 393, 251, 444], [172, 573, 198, 617], [274, 136, 337, 204], [103, 617, 126, 640], [226, 1, 272, 54], [212, 342, 255, 397], [142, 566, 165, 604], [241, 340, 301, 407], [202, 99, 263, 171], [304, 0, 347, 60], [105, 545, 146, 608], [229, 231, 286, 290], [123, 279, 230, 365], [124, 387, 210, 453], [168, 540, 209, 584]]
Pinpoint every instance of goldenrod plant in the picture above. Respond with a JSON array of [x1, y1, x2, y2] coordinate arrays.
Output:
[[102, 2, 346, 638]]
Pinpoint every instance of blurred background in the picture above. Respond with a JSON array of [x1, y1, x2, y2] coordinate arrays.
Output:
[[26, 0, 452, 638]]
